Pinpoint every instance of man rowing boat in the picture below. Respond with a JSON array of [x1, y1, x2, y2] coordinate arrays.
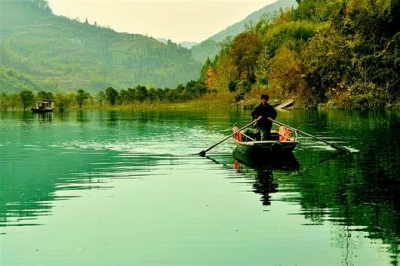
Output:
[[244, 94, 277, 140]]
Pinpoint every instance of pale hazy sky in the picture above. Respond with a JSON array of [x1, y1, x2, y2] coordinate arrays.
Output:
[[47, 0, 277, 43]]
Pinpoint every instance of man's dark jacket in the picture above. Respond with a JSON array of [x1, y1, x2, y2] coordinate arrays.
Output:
[[251, 103, 277, 130]]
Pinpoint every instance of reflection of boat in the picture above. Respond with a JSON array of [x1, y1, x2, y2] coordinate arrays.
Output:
[[31, 100, 54, 113], [206, 150, 296, 206], [33, 111, 53, 122], [233, 147, 299, 171], [232, 158, 282, 206], [232, 124, 298, 155], [232, 151, 298, 206], [252, 170, 277, 206]]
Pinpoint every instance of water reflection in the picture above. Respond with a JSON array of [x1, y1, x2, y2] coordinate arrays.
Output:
[[1, 110, 400, 265], [32, 112, 53, 122], [76, 110, 89, 123], [251, 170, 277, 206], [232, 149, 298, 206], [285, 147, 400, 265], [232, 147, 300, 171]]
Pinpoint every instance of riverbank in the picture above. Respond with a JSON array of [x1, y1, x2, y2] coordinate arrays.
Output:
[[74, 91, 289, 111], [2, 90, 399, 112], [76, 89, 400, 111]]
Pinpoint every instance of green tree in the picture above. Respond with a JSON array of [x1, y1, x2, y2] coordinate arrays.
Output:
[[19, 90, 34, 111], [230, 32, 262, 83], [338, 0, 400, 107], [105, 87, 118, 105], [0, 93, 10, 111], [76, 89, 90, 108], [213, 51, 237, 92], [268, 42, 305, 97], [37, 90, 54, 101], [185, 81, 207, 99], [126, 88, 136, 103], [301, 25, 351, 105], [9, 93, 20, 111], [119, 89, 128, 104], [147, 88, 158, 103], [156, 88, 166, 102], [255, 46, 272, 87], [199, 57, 214, 83], [135, 85, 148, 103], [165, 89, 178, 102], [96, 91, 106, 106], [54, 91, 72, 112]]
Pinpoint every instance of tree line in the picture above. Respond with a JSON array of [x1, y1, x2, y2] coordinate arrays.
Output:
[[0, 81, 209, 111]]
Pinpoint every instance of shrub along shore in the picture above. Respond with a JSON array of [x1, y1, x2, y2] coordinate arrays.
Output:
[[1, 88, 399, 113], [0, 87, 288, 112]]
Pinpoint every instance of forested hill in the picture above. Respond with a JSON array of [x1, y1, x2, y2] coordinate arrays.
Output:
[[205, 0, 400, 109], [0, 0, 202, 93]]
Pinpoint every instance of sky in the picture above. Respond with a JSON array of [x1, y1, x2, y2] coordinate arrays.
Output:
[[47, 0, 277, 43]]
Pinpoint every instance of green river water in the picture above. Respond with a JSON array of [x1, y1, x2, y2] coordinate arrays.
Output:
[[1, 109, 399, 266]]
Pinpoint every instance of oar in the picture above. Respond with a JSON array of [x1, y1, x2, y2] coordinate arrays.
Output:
[[198, 119, 259, 157], [269, 118, 351, 153]]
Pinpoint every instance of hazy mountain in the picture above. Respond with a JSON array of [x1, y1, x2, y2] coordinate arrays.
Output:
[[191, 0, 297, 63], [156, 38, 197, 49], [180, 41, 198, 49], [0, 0, 201, 93], [0, 0, 296, 93]]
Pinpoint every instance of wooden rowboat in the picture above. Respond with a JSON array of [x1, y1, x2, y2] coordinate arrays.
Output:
[[198, 118, 348, 158], [232, 124, 299, 155]]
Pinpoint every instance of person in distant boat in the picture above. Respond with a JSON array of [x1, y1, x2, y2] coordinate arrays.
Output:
[[249, 94, 277, 140]]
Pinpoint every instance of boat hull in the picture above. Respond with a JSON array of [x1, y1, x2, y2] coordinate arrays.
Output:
[[234, 139, 297, 154], [31, 108, 54, 113], [233, 146, 299, 170]]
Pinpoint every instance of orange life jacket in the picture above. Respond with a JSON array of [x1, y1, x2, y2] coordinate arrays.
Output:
[[279, 126, 290, 142], [232, 125, 242, 141]]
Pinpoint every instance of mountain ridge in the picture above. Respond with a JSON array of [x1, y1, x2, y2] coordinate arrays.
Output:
[[191, 0, 297, 63], [1, 0, 201, 92], [0, 0, 296, 93]]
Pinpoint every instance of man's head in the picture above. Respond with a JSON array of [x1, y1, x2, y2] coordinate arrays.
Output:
[[261, 94, 269, 104]]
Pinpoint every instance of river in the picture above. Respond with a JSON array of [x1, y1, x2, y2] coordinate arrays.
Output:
[[1, 109, 399, 266]]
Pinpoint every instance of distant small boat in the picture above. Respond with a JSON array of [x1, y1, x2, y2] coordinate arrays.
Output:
[[31, 100, 54, 113], [232, 124, 299, 155]]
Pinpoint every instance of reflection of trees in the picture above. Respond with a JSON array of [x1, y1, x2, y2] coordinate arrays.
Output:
[[0, 175, 54, 226], [291, 114, 400, 265], [230, 110, 400, 264], [0, 112, 165, 228], [266, 110, 400, 265], [0, 148, 163, 227], [0, 149, 110, 227], [350, 118, 400, 266]]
